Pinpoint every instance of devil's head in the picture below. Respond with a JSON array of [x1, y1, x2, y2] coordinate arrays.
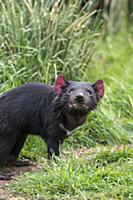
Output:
[[54, 75, 104, 115]]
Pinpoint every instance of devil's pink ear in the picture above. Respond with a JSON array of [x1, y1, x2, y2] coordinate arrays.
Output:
[[54, 75, 67, 94], [93, 80, 104, 99]]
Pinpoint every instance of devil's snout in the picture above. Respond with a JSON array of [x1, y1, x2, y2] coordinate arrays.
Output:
[[74, 94, 84, 103]]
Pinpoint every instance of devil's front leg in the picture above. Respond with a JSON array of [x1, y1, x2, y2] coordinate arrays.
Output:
[[45, 125, 67, 159], [46, 138, 60, 159]]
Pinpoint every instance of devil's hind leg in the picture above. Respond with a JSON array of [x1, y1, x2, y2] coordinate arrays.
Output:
[[0, 134, 16, 167], [0, 134, 16, 180], [7, 134, 28, 166]]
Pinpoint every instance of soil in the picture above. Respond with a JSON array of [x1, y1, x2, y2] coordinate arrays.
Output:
[[0, 162, 42, 200]]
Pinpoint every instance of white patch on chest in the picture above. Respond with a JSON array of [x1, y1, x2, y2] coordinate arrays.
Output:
[[59, 123, 80, 136]]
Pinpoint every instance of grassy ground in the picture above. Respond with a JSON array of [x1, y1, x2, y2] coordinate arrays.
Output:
[[0, 1, 133, 199], [9, 145, 133, 200]]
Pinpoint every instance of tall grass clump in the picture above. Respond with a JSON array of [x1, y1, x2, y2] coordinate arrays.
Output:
[[0, 0, 100, 93]]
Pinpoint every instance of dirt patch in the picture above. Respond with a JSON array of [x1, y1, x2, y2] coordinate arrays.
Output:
[[73, 144, 133, 159], [0, 178, 25, 200], [0, 162, 42, 200], [73, 147, 91, 158]]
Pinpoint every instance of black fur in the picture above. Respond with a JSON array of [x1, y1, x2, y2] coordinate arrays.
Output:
[[0, 76, 104, 179]]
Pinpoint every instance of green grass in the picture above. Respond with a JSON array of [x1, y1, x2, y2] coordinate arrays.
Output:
[[10, 145, 133, 200], [0, 0, 99, 89], [82, 33, 133, 145]]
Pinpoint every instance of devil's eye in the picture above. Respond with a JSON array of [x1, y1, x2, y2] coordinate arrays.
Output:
[[67, 89, 73, 95], [87, 89, 93, 96]]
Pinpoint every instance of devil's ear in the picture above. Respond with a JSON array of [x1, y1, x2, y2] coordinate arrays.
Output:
[[93, 80, 104, 99], [54, 75, 67, 94]]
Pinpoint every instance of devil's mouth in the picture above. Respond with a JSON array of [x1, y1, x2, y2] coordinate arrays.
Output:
[[68, 103, 89, 114]]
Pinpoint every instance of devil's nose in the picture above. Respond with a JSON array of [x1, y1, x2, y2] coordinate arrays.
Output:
[[75, 94, 84, 103]]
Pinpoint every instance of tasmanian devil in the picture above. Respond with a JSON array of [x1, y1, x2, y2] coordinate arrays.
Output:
[[0, 75, 104, 179]]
